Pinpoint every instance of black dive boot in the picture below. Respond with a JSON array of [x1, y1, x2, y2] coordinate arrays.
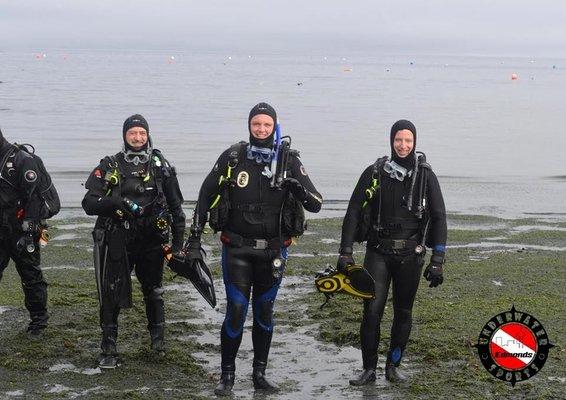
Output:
[[149, 325, 165, 355], [214, 366, 235, 397], [385, 349, 407, 383], [385, 363, 406, 383], [99, 325, 119, 369], [350, 348, 377, 386], [27, 312, 49, 337], [23, 278, 49, 337], [145, 287, 166, 355], [252, 360, 279, 392], [349, 369, 377, 386]]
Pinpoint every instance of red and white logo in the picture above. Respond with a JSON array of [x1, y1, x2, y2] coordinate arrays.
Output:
[[489, 323, 537, 370]]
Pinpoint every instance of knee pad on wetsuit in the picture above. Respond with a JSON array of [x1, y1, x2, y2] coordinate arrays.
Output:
[[364, 297, 384, 317], [21, 277, 47, 292], [143, 286, 165, 329], [393, 307, 412, 324], [143, 286, 164, 302], [22, 278, 48, 312], [224, 283, 249, 338], [253, 284, 280, 332]]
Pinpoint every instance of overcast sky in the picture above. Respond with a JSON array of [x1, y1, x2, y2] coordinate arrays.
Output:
[[1, 0, 565, 56]]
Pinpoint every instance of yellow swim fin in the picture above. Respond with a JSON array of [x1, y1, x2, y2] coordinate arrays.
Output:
[[315, 264, 375, 308]]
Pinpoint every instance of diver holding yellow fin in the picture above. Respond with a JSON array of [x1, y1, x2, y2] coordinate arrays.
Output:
[[337, 120, 447, 385], [315, 263, 375, 308]]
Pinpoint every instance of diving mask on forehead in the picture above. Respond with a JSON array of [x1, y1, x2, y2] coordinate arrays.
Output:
[[383, 160, 412, 181]]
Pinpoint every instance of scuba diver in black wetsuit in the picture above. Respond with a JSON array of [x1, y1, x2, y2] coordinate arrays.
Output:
[[190, 103, 322, 396], [0, 128, 59, 336], [82, 115, 185, 369], [338, 120, 447, 385]]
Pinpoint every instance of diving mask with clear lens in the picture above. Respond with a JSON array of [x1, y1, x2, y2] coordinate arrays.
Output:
[[383, 160, 412, 181], [246, 145, 273, 164], [122, 148, 151, 165]]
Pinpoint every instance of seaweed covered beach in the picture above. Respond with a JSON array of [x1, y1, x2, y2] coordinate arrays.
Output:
[[0, 212, 564, 399]]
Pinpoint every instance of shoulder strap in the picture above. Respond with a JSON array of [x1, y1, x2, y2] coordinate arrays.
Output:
[[103, 155, 121, 198], [150, 150, 168, 202], [0, 144, 18, 170], [209, 142, 247, 209], [362, 156, 388, 208], [225, 141, 247, 176], [229, 141, 247, 166], [2, 143, 31, 169], [0, 145, 19, 187], [10, 143, 35, 156], [367, 156, 389, 232], [286, 147, 300, 160], [372, 156, 388, 177], [416, 152, 430, 220]]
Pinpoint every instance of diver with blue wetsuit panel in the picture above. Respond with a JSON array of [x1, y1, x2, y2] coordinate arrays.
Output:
[[190, 103, 322, 396]]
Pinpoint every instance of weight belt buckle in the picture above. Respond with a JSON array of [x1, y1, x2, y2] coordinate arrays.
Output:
[[392, 239, 406, 250], [253, 239, 268, 250]]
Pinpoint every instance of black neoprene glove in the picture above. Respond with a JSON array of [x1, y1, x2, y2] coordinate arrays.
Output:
[[423, 251, 445, 288], [171, 227, 184, 254], [336, 247, 355, 273], [185, 231, 203, 261], [283, 177, 307, 201]]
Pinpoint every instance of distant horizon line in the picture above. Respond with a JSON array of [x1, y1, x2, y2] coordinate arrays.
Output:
[[1, 47, 565, 60]]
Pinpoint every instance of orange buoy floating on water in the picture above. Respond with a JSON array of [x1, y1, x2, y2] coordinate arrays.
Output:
[[511, 73, 518, 80]]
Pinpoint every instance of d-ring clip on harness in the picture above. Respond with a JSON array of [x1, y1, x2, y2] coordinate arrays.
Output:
[[103, 156, 120, 196], [209, 146, 241, 209], [362, 156, 387, 209]]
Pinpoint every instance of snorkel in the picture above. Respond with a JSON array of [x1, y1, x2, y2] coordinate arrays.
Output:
[[270, 120, 282, 188]]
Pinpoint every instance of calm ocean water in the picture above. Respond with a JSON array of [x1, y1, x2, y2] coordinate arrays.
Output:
[[1, 50, 565, 219]]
